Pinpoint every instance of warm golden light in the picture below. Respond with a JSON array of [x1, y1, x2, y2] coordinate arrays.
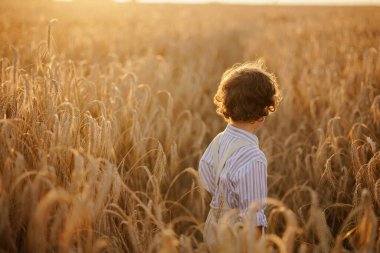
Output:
[[0, 0, 379, 252]]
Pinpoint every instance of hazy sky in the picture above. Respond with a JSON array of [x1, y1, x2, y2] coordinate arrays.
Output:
[[113, 0, 379, 4]]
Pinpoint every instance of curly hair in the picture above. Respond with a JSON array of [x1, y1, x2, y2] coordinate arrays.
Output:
[[214, 60, 281, 123]]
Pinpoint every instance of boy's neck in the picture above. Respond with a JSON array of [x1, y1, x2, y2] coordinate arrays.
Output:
[[231, 119, 264, 134]]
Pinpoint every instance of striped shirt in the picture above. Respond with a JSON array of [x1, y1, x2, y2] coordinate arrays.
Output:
[[199, 124, 268, 227]]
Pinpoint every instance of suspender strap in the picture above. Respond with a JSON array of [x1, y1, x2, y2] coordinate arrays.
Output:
[[210, 133, 253, 220], [211, 134, 252, 192]]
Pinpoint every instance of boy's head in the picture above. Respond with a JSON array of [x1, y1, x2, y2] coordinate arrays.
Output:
[[214, 60, 281, 124]]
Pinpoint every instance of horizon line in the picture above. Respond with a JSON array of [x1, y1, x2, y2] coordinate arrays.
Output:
[[52, 0, 380, 5]]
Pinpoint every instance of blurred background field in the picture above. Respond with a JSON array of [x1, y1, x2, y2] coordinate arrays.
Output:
[[0, 1, 379, 252]]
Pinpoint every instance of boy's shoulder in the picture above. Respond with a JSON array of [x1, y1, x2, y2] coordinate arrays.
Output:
[[200, 132, 267, 165], [233, 144, 267, 165]]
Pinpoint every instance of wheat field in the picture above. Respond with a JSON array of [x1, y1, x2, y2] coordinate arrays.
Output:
[[0, 1, 379, 252]]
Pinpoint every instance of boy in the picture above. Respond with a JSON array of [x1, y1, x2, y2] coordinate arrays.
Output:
[[198, 60, 281, 246]]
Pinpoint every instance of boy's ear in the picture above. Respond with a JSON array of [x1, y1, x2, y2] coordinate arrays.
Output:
[[257, 117, 265, 122]]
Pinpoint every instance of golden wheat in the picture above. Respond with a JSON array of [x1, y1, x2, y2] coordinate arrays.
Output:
[[0, 1, 379, 252]]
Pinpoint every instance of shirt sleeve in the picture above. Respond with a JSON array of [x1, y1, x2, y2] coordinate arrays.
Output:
[[236, 159, 267, 227], [198, 158, 216, 194]]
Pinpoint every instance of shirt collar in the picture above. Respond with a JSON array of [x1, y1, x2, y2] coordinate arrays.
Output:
[[224, 124, 259, 146]]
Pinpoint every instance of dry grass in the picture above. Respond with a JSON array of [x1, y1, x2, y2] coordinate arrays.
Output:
[[0, 1, 379, 252]]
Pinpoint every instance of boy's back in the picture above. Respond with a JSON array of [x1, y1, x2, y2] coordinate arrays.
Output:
[[199, 124, 268, 227]]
